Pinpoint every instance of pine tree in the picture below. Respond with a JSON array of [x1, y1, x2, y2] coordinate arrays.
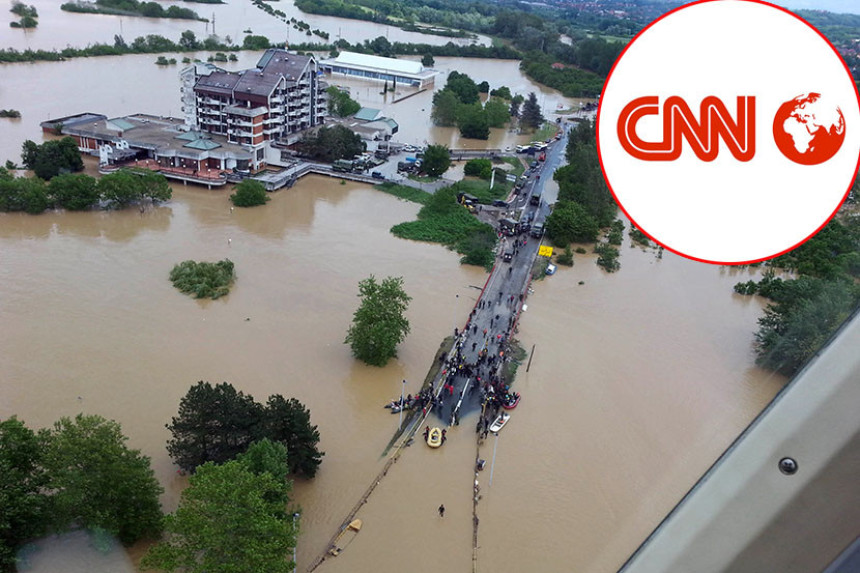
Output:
[[520, 92, 545, 130]]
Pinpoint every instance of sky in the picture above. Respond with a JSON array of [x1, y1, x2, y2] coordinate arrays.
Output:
[[735, 1, 860, 15]]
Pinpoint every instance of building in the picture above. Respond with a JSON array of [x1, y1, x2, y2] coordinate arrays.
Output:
[[319, 51, 437, 89], [42, 113, 255, 187], [181, 48, 328, 168]]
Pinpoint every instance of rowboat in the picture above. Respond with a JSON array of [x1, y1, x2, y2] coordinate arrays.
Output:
[[502, 392, 520, 410], [426, 427, 443, 448], [328, 519, 362, 556], [489, 412, 510, 433]]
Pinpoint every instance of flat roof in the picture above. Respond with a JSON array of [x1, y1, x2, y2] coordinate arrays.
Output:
[[326, 51, 424, 76], [59, 114, 252, 160]]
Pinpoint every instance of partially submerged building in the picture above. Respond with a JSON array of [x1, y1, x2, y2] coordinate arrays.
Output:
[[42, 49, 329, 181], [319, 51, 437, 89], [182, 49, 328, 165]]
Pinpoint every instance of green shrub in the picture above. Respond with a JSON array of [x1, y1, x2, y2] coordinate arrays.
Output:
[[169, 259, 235, 299], [557, 245, 574, 266], [464, 158, 492, 179], [607, 219, 624, 245], [230, 180, 269, 207], [594, 243, 620, 272]]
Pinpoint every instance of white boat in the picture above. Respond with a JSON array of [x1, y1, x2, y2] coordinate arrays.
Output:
[[489, 412, 510, 433]]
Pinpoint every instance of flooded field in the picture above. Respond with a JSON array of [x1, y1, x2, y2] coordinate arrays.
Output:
[[1, 14, 783, 573]]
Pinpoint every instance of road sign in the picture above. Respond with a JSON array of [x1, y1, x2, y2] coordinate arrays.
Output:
[[539, 246, 553, 257]]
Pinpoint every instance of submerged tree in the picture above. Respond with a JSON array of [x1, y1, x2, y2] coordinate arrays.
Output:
[[345, 275, 411, 367], [0, 418, 49, 573], [40, 414, 164, 545], [166, 381, 264, 473], [166, 382, 324, 478], [141, 459, 296, 573]]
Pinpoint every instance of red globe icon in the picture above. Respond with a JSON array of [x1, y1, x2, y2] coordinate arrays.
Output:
[[772, 93, 845, 165]]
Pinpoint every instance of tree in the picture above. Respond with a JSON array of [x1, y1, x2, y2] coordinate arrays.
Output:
[[421, 144, 451, 177], [1, 418, 49, 573], [179, 30, 199, 50], [490, 86, 512, 100], [326, 86, 360, 118], [477, 80, 490, 93], [510, 94, 524, 117], [456, 103, 489, 140], [421, 53, 434, 67], [236, 438, 291, 485], [141, 460, 296, 573], [169, 259, 235, 299], [166, 381, 264, 473], [20, 137, 83, 180], [445, 71, 480, 104], [230, 179, 269, 207], [755, 278, 858, 375], [545, 200, 599, 246], [464, 158, 492, 179], [242, 34, 271, 50], [345, 276, 412, 367], [98, 169, 143, 208], [262, 396, 324, 479], [484, 97, 510, 128], [431, 89, 459, 127], [49, 173, 100, 210], [298, 125, 364, 162], [40, 414, 163, 545], [134, 169, 171, 202], [520, 92, 545, 130]]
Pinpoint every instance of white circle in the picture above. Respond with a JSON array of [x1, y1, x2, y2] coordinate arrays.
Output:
[[597, 0, 860, 264]]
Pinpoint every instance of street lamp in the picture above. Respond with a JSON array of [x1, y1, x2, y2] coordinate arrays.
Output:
[[489, 431, 500, 486], [292, 512, 300, 570]]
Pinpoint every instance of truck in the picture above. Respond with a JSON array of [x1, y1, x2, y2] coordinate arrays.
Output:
[[332, 159, 354, 173], [530, 190, 542, 206]]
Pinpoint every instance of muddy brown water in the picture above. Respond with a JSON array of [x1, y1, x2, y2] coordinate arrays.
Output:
[[0, 176, 782, 572], [1, 25, 782, 573]]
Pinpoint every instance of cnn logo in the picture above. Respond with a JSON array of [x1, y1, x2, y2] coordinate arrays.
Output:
[[597, 0, 859, 264], [617, 93, 844, 165]]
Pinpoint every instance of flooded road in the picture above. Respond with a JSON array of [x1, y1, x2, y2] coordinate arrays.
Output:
[[1, 16, 783, 573]]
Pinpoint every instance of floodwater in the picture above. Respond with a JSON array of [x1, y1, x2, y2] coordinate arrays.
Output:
[[1, 16, 784, 573], [0, 178, 784, 573], [0, 54, 576, 166], [1, 0, 490, 52]]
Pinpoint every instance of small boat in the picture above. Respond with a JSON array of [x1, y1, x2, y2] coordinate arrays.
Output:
[[426, 427, 443, 448], [489, 412, 510, 433], [328, 519, 362, 556], [502, 392, 520, 410]]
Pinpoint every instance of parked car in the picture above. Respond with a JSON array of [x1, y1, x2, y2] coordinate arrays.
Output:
[[530, 161, 539, 169], [530, 223, 544, 238], [371, 171, 385, 180], [492, 200, 508, 208]]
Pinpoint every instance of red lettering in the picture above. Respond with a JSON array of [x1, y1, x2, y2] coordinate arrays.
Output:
[[618, 96, 756, 161]]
